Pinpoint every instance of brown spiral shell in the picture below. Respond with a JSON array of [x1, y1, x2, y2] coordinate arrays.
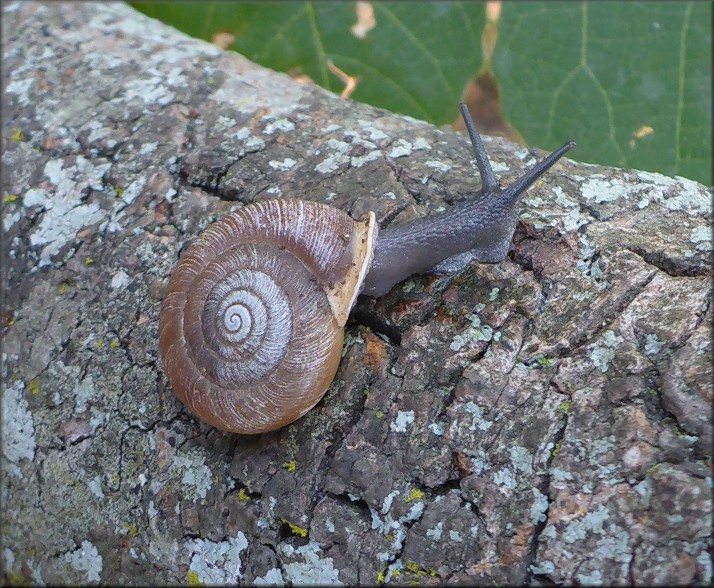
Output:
[[159, 199, 377, 434]]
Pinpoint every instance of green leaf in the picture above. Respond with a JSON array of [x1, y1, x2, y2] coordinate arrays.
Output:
[[494, 1, 712, 184], [132, 1, 486, 124], [131, 1, 712, 184]]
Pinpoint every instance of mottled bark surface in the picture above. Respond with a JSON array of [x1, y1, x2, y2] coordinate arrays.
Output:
[[2, 2, 712, 586]]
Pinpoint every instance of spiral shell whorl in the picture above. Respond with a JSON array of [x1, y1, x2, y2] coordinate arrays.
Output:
[[159, 199, 376, 434]]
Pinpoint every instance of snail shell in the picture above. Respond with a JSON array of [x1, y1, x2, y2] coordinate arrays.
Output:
[[159, 199, 377, 434]]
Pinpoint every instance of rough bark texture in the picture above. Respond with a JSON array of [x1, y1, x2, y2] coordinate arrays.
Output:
[[2, 2, 712, 586]]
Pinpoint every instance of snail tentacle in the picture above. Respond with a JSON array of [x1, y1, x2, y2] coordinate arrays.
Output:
[[459, 102, 499, 194], [360, 104, 576, 297]]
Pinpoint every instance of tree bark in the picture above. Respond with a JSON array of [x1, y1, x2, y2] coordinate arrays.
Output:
[[2, 2, 711, 585]]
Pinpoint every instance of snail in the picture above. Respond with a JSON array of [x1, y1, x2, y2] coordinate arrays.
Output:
[[159, 104, 575, 434]]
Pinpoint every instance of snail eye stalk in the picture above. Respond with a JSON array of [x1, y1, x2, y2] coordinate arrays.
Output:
[[458, 102, 576, 207]]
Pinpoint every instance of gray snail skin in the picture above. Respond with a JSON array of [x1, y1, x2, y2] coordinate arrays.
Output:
[[363, 104, 576, 296], [159, 103, 575, 434]]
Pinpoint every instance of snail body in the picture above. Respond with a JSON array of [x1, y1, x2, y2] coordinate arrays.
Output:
[[159, 104, 575, 434]]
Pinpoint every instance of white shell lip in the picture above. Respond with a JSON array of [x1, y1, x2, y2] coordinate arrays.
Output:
[[325, 210, 378, 327]]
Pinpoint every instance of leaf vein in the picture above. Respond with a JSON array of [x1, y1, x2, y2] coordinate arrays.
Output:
[[377, 4, 455, 98]]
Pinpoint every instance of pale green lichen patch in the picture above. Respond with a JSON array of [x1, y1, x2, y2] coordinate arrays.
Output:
[[171, 451, 214, 503], [63, 540, 103, 583], [576, 569, 603, 584], [268, 158, 297, 171], [588, 436, 617, 461], [264, 118, 295, 134], [110, 269, 130, 290], [580, 176, 637, 204], [254, 568, 283, 585], [402, 280, 418, 293], [251, 568, 282, 585], [22, 157, 112, 266], [561, 505, 610, 543], [103, 69, 184, 109], [1, 380, 36, 478], [388, 139, 413, 159], [3, 208, 22, 231], [643, 334, 663, 355], [450, 313, 493, 351], [634, 171, 711, 215], [425, 160, 451, 172], [590, 330, 624, 373], [368, 488, 426, 560], [560, 208, 590, 232], [343, 130, 379, 150], [690, 225, 713, 251], [632, 478, 653, 507], [550, 467, 575, 482], [411, 137, 432, 150], [184, 533, 248, 585], [429, 421, 446, 436], [117, 176, 147, 206], [315, 138, 351, 174], [381, 489, 401, 514], [695, 551, 712, 583], [525, 184, 591, 231], [491, 160, 511, 173], [5, 78, 34, 106], [351, 149, 381, 168], [510, 445, 534, 476], [531, 488, 549, 523], [529, 559, 556, 575], [390, 410, 415, 433], [575, 235, 609, 289], [425, 521, 444, 541], [448, 529, 464, 542], [493, 467, 517, 490], [88, 476, 105, 500], [73, 373, 96, 413], [469, 450, 493, 476], [592, 523, 631, 563], [355, 120, 390, 143], [461, 401, 494, 432], [279, 541, 343, 586], [577, 234, 596, 260]]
